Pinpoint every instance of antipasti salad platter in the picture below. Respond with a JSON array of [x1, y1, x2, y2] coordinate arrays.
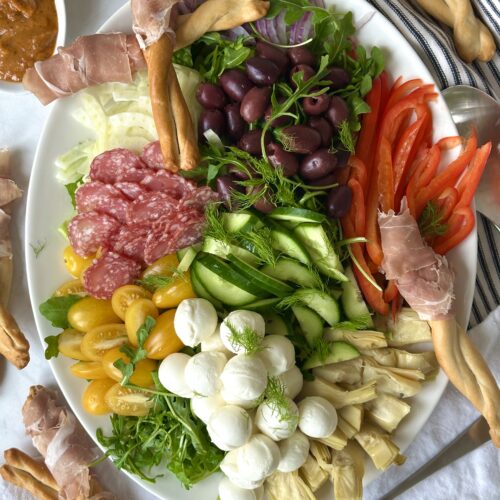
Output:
[[24, 0, 498, 499]]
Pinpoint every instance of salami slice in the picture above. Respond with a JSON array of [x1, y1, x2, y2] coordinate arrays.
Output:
[[141, 141, 164, 170], [115, 182, 148, 200], [68, 211, 120, 257], [111, 224, 149, 262], [180, 186, 220, 211], [90, 148, 146, 184], [76, 181, 130, 223], [140, 169, 196, 199], [126, 191, 178, 226], [83, 251, 141, 299]]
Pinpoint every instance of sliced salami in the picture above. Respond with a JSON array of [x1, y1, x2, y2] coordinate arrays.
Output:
[[111, 224, 149, 262], [180, 186, 220, 211], [115, 182, 148, 200], [76, 181, 130, 223], [83, 252, 141, 299], [89, 148, 146, 184], [140, 169, 195, 199], [67, 211, 120, 257], [140, 141, 164, 170], [126, 191, 178, 226]]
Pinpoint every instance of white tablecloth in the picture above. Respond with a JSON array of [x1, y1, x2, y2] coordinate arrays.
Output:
[[0, 1, 498, 499]]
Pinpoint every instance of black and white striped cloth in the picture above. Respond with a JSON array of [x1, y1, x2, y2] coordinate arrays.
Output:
[[365, 0, 499, 327]]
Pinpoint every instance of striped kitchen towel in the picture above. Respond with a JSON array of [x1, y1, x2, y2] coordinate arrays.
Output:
[[366, 0, 499, 327]]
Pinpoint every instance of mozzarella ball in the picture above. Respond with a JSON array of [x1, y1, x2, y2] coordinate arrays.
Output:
[[277, 365, 304, 399], [201, 324, 232, 356], [208, 405, 253, 451], [277, 431, 310, 472], [191, 393, 225, 424], [220, 310, 265, 354], [219, 477, 263, 500], [298, 396, 337, 438], [255, 397, 298, 441], [174, 298, 218, 347], [158, 353, 194, 398], [221, 434, 280, 486], [221, 354, 267, 402], [221, 387, 259, 409], [185, 351, 227, 396], [258, 335, 295, 376]]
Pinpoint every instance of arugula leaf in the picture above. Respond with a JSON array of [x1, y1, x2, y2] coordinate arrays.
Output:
[[172, 46, 194, 68], [418, 200, 448, 239], [65, 177, 84, 210], [39, 295, 83, 329], [44, 335, 60, 360]]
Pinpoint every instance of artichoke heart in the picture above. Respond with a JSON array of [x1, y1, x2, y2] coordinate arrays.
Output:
[[365, 393, 411, 433], [266, 470, 315, 500], [331, 441, 365, 500], [324, 328, 388, 350], [386, 308, 432, 346]]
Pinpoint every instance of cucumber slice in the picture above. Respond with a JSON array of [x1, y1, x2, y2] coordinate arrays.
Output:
[[261, 258, 320, 288], [176, 243, 201, 260], [244, 298, 281, 311], [202, 237, 260, 267], [222, 211, 261, 234], [262, 312, 292, 336], [342, 267, 374, 326], [268, 220, 311, 265], [228, 254, 294, 297], [292, 305, 324, 346], [177, 246, 199, 273], [268, 207, 326, 224], [303, 341, 360, 369], [292, 289, 341, 326], [190, 269, 223, 310], [293, 224, 347, 282]]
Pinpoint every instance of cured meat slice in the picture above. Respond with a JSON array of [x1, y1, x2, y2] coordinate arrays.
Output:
[[83, 252, 141, 299], [115, 181, 148, 200], [89, 149, 145, 184], [126, 191, 178, 226], [180, 186, 220, 211], [68, 211, 120, 257], [112, 224, 149, 262], [141, 141, 164, 170], [76, 181, 130, 223], [140, 169, 195, 198]]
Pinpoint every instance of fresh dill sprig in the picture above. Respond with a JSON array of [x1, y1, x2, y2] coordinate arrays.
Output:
[[226, 321, 263, 354], [418, 201, 448, 239], [137, 273, 175, 291], [263, 377, 299, 428], [204, 202, 230, 243], [310, 337, 332, 363], [334, 314, 373, 331], [338, 120, 355, 153], [30, 240, 46, 258], [237, 226, 278, 267]]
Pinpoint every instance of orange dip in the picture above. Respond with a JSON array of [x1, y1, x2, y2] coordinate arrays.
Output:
[[0, 0, 58, 82]]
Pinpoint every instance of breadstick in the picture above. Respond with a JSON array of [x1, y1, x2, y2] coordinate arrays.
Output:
[[0, 303, 29, 369], [0, 464, 58, 500], [0, 150, 13, 306], [445, 0, 481, 62], [431, 318, 500, 447]]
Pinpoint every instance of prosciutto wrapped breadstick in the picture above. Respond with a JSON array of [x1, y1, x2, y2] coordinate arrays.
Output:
[[379, 204, 500, 447]]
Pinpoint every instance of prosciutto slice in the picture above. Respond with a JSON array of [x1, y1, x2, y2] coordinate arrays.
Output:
[[379, 204, 454, 320], [23, 34, 146, 105]]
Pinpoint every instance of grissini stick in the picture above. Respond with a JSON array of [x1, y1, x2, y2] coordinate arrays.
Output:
[[0, 464, 58, 500]]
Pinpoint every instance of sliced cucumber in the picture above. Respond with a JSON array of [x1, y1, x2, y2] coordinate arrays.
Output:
[[268, 220, 311, 265], [177, 246, 199, 273], [268, 207, 326, 224], [292, 305, 324, 347], [222, 211, 261, 234], [292, 289, 341, 326], [190, 269, 223, 310], [262, 312, 292, 336], [176, 243, 201, 261], [329, 287, 343, 300], [303, 341, 360, 369], [244, 297, 281, 311], [342, 267, 374, 326], [261, 258, 320, 288], [228, 254, 294, 297], [293, 223, 347, 282], [202, 237, 260, 267]]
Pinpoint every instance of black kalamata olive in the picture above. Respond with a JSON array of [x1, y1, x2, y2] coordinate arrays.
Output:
[[238, 129, 271, 155], [256, 41, 289, 74], [198, 109, 226, 138], [280, 125, 321, 154], [335, 149, 350, 169], [216, 175, 238, 209], [220, 69, 253, 102], [225, 103, 247, 140], [290, 64, 315, 87], [326, 185, 352, 218], [308, 117, 333, 147], [325, 67, 351, 90], [264, 96, 291, 128], [308, 173, 339, 187], [245, 57, 280, 86], [288, 46, 316, 67], [300, 148, 338, 180], [303, 94, 331, 115], [196, 83, 227, 109], [326, 96, 349, 128], [266, 142, 299, 177], [240, 86, 271, 123], [248, 185, 275, 213]]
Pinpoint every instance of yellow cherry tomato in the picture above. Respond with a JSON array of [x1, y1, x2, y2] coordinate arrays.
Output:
[[152, 274, 195, 309], [70, 361, 108, 379], [111, 285, 152, 321], [144, 309, 184, 360], [53, 279, 86, 297], [63, 246, 95, 278], [82, 378, 115, 415], [68, 297, 121, 332], [101, 347, 157, 387], [125, 299, 159, 346], [104, 384, 154, 417], [141, 254, 179, 279], [80, 324, 128, 361], [58, 329, 89, 360]]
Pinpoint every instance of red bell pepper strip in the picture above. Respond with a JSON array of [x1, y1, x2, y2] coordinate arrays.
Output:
[[433, 206, 475, 255], [384, 279, 398, 302], [437, 135, 462, 150], [365, 162, 384, 267], [435, 187, 459, 223], [347, 178, 366, 236], [348, 156, 369, 196], [385, 78, 423, 110], [377, 136, 394, 212]]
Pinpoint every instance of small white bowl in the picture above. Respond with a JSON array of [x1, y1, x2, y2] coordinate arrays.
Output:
[[0, 0, 66, 94]]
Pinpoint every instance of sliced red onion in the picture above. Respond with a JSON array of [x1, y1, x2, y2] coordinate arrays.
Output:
[[255, 19, 271, 41], [295, 12, 313, 43], [225, 25, 253, 41], [265, 19, 281, 44], [275, 11, 288, 45], [289, 21, 299, 44]]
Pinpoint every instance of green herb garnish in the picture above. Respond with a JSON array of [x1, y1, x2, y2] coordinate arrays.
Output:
[[418, 200, 448, 239], [30, 240, 46, 258], [44, 334, 60, 360], [226, 321, 263, 355], [334, 314, 373, 331], [64, 177, 84, 210], [262, 376, 299, 428], [39, 294, 83, 329]]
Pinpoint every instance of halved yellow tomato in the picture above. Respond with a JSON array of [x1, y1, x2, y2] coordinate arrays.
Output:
[[58, 329, 88, 361], [82, 378, 115, 415], [70, 361, 107, 379], [144, 309, 184, 360], [141, 254, 179, 279], [63, 246, 95, 278], [80, 324, 128, 361], [152, 274, 195, 309], [111, 285, 152, 321], [125, 298, 159, 346], [68, 297, 121, 332], [101, 347, 157, 387], [53, 279, 86, 297], [104, 384, 154, 417]]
